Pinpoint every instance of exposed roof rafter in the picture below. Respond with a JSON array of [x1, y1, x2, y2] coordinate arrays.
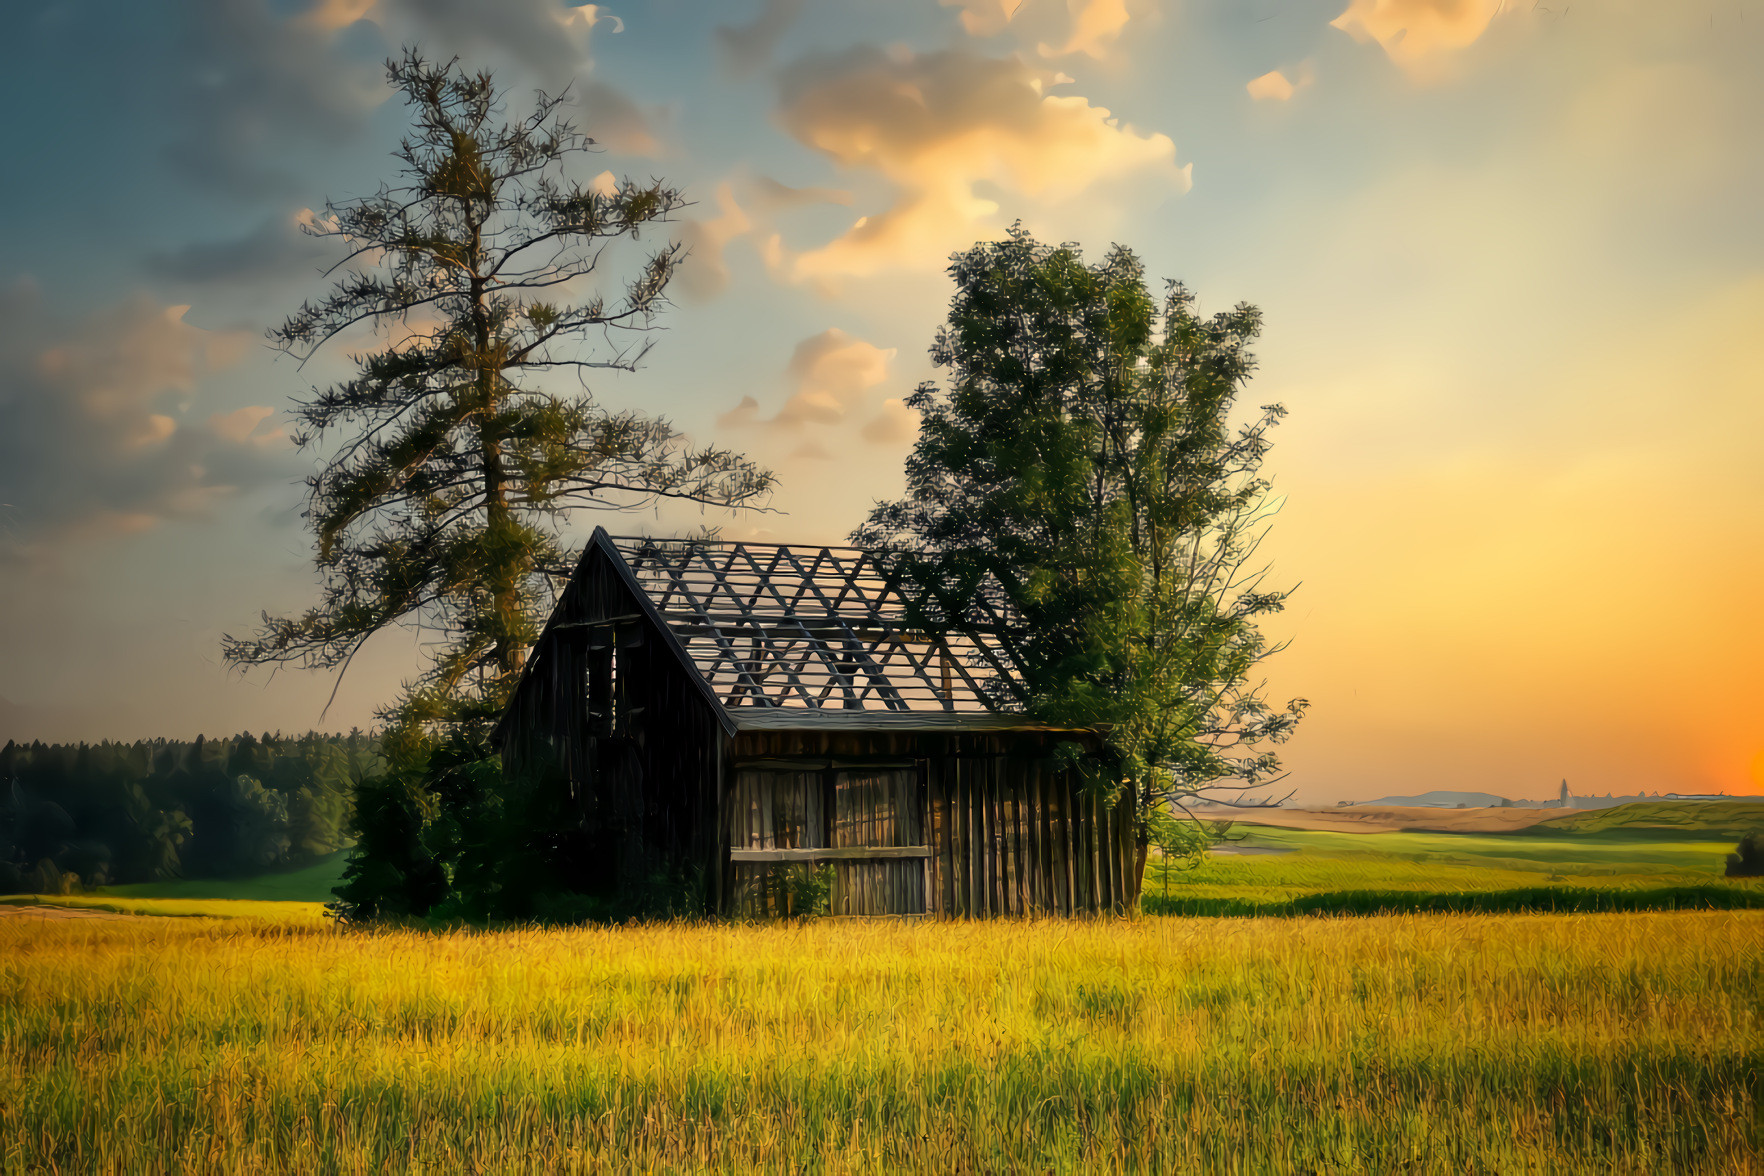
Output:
[[610, 534, 1018, 714]]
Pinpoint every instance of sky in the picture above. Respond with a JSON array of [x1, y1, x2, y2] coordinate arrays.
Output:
[[1, 0, 1760, 804]]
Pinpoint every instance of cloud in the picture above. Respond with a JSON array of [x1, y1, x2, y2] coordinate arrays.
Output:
[[1038, 0, 1131, 59], [1247, 63, 1315, 102], [207, 405, 286, 446], [720, 396, 762, 429], [329, 0, 616, 86], [941, 0, 1025, 37], [1331, 0, 1508, 74], [773, 46, 1188, 282], [354, 1, 662, 152], [718, 329, 901, 454], [574, 79, 663, 156], [0, 285, 293, 562], [300, 0, 377, 31], [774, 330, 895, 426], [160, 0, 651, 196], [163, 0, 384, 194], [942, 0, 1132, 59], [145, 209, 329, 286], [861, 399, 918, 445], [675, 184, 756, 300], [749, 177, 856, 211], [716, 0, 807, 77], [1247, 70, 1295, 102], [674, 175, 854, 300]]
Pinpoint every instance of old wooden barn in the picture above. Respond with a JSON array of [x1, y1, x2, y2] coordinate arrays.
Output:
[[492, 528, 1140, 917]]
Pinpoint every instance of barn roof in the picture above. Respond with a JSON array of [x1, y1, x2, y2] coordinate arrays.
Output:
[[578, 528, 1027, 729]]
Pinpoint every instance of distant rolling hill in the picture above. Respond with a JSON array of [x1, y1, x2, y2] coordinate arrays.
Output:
[[1358, 790, 1513, 809]]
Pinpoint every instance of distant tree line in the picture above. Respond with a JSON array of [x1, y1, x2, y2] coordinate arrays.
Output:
[[0, 732, 379, 894]]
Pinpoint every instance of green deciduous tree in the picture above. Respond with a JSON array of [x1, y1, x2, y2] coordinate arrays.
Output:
[[224, 51, 772, 744], [858, 227, 1307, 901]]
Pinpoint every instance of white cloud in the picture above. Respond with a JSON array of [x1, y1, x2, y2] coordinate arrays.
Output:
[[675, 183, 756, 301], [940, 0, 1025, 37], [1331, 0, 1509, 75], [1038, 0, 1130, 59], [207, 405, 285, 446], [774, 46, 1188, 282], [720, 329, 897, 435], [716, 0, 807, 76], [1247, 70, 1295, 102], [673, 175, 855, 300], [0, 288, 292, 561], [860, 399, 918, 446]]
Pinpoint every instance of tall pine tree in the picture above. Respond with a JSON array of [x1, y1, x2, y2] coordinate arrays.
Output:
[[225, 53, 771, 747]]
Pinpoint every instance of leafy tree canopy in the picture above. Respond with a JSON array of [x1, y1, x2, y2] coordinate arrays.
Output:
[[859, 227, 1306, 860]]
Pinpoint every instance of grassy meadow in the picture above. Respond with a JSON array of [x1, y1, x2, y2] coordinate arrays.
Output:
[[2, 802, 1760, 1171], [98, 851, 351, 904], [1143, 802, 1764, 916], [1, 908, 1759, 1173]]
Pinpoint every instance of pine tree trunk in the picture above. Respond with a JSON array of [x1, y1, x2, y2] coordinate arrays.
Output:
[[470, 251, 524, 687]]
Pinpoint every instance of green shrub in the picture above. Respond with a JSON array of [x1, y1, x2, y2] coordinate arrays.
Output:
[[781, 864, 833, 918], [1725, 831, 1764, 877]]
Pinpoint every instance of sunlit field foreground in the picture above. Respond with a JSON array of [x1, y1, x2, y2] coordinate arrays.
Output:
[[2, 912, 1759, 1174]]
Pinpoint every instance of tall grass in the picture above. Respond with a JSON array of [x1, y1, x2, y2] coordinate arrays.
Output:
[[1, 910, 1758, 1173]]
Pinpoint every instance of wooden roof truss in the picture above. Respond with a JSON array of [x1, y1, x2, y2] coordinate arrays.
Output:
[[611, 535, 1019, 713]]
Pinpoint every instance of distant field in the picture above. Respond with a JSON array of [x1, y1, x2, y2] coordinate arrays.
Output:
[[1191, 804, 1575, 834], [97, 851, 349, 903], [1, 908, 1756, 1173], [1144, 802, 1764, 916], [1193, 798, 1764, 837], [1544, 799, 1764, 837]]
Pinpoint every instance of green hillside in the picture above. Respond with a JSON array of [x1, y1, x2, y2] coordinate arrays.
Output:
[[1539, 799, 1764, 837], [98, 851, 349, 903], [1142, 819, 1763, 915]]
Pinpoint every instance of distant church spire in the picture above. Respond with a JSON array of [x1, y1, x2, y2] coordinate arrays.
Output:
[[1560, 779, 1570, 804]]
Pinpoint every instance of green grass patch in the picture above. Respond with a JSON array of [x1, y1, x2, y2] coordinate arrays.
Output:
[[1142, 884, 1764, 917], [96, 850, 349, 903], [1144, 818, 1762, 916]]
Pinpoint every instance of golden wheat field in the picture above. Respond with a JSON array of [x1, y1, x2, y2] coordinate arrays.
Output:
[[1, 909, 1759, 1174]]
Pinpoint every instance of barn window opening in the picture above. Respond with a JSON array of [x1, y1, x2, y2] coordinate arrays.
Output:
[[587, 639, 619, 736]]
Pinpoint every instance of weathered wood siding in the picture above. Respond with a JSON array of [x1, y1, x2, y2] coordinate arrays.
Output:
[[728, 730, 1136, 917], [500, 552, 725, 908]]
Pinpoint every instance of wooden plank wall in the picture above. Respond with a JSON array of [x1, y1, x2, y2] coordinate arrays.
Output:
[[830, 768, 924, 916], [729, 731, 1138, 918], [726, 765, 928, 917], [500, 550, 726, 909], [925, 753, 1136, 917]]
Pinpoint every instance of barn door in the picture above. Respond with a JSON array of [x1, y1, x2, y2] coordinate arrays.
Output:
[[830, 766, 926, 915]]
